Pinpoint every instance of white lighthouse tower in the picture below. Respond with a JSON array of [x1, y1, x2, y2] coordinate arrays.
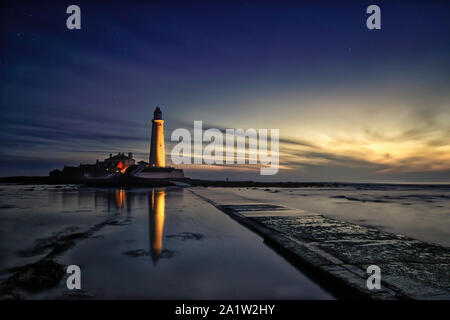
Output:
[[134, 106, 184, 179], [149, 106, 165, 168]]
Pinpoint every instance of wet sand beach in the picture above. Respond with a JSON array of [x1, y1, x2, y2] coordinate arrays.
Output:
[[0, 185, 332, 299]]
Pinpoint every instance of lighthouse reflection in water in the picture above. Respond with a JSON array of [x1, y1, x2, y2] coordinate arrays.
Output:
[[110, 188, 166, 264], [149, 189, 165, 263]]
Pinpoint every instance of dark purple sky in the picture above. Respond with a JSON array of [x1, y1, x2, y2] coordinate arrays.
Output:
[[1, 0, 450, 182]]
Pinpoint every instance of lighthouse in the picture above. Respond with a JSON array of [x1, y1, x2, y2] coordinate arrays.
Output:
[[134, 106, 183, 179], [149, 106, 165, 167]]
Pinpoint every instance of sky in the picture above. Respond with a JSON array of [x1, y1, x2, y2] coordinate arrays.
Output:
[[1, 0, 449, 182]]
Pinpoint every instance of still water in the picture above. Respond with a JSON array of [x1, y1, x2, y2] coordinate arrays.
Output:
[[219, 186, 450, 247], [0, 185, 333, 299]]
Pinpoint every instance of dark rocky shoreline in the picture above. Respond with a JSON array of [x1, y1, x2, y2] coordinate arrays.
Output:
[[1, 175, 449, 189], [191, 188, 450, 300]]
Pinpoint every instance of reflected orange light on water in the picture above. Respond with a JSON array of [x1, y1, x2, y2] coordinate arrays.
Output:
[[149, 190, 165, 263], [115, 189, 126, 209]]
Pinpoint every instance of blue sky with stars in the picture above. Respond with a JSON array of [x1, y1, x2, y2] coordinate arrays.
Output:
[[1, 0, 450, 182]]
